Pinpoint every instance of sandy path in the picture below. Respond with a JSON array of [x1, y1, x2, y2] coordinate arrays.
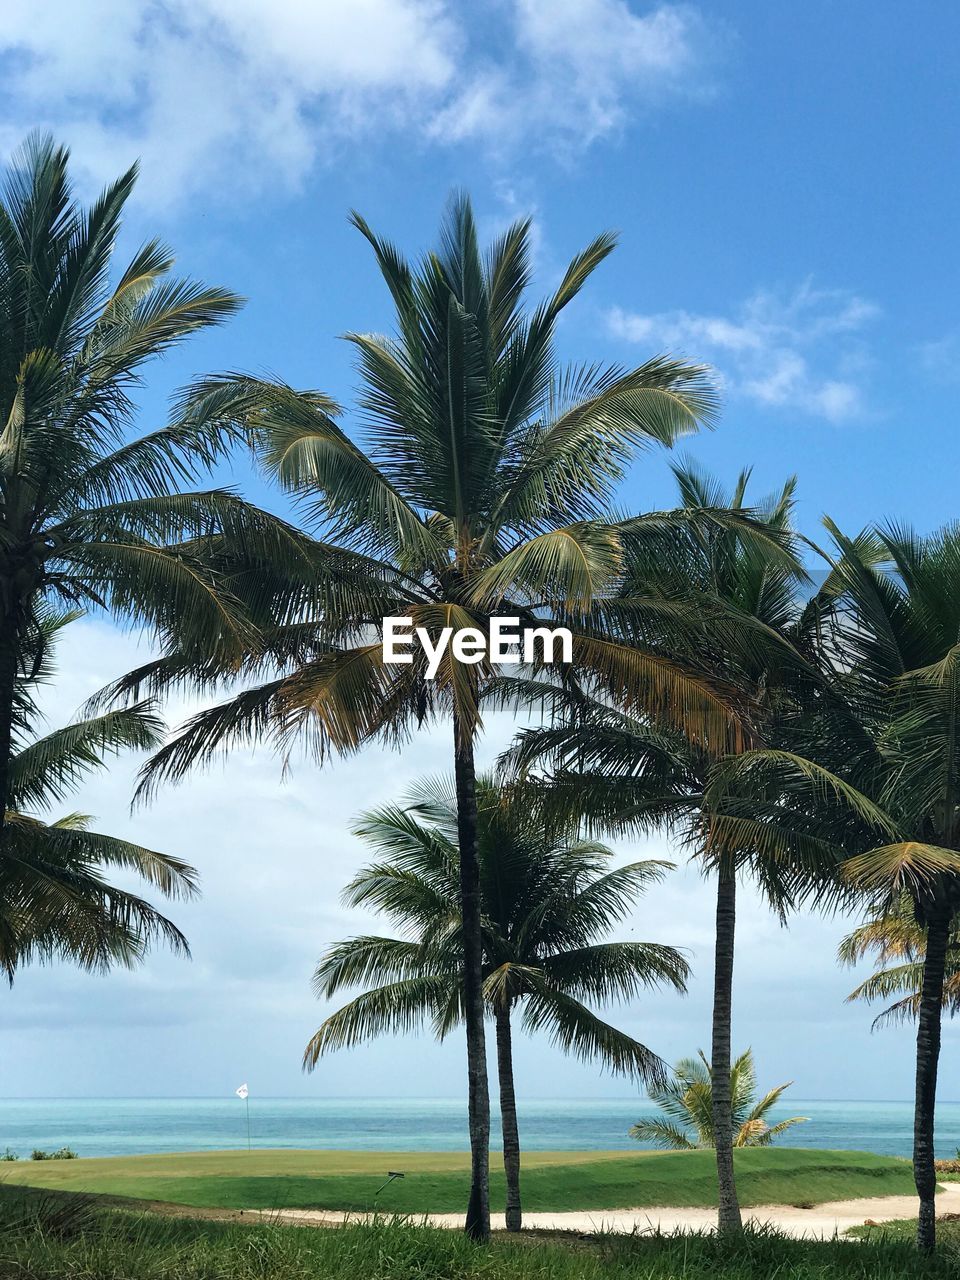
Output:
[[260, 1181, 960, 1240]]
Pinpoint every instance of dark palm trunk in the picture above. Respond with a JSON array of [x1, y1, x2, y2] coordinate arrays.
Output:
[[915, 905, 951, 1253], [452, 712, 490, 1243], [712, 856, 742, 1234], [495, 1002, 522, 1231]]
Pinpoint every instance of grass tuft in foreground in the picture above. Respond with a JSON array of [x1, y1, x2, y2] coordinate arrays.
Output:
[[1, 1199, 959, 1280]]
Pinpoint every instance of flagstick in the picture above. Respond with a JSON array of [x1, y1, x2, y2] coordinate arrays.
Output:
[[235, 1084, 251, 1150]]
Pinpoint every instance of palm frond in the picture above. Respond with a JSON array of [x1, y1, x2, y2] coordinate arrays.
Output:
[[8, 704, 163, 811], [302, 976, 452, 1065]]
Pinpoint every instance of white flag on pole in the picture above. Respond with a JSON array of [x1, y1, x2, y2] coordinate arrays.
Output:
[[235, 1083, 249, 1100]]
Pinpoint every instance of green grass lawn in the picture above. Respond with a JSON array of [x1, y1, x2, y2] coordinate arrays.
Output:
[[0, 1146, 916, 1213], [0, 1192, 957, 1280]]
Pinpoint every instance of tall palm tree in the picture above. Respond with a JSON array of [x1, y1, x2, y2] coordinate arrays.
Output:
[[840, 901, 960, 1028], [132, 196, 725, 1239], [0, 133, 310, 845], [4, 612, 196, 978], [304, 774, 688, 1230], [501, 463, 810, 1233], [706, 521, 960, 1253], [629, 1048, 807, 1150]]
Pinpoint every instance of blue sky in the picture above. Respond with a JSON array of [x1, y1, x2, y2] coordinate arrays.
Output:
[[0, 1, 957, 1104]]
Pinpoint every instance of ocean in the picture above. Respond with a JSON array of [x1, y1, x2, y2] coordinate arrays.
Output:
[[1, 1097, 959, 1161]]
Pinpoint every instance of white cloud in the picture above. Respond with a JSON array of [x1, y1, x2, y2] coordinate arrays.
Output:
[[608, 281, 880, 423], [0, 0, 458, 206], [430, 0, 715, 150], [0, 1, 719, 207]]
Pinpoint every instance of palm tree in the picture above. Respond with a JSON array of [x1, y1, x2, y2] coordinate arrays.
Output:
[[132, 196, 725, 1239], [0, 133, 311, 848], [706, 521, 960, 1253], [840, 902, 960, 1028], [501, 463, 809, 1233], [304, 774, 689, 1230], [629, 1048, 807, 1150], [3, 612, 196, 979]]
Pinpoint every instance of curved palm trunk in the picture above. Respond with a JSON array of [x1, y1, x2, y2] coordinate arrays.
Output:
[[712, 856, 742, 1234], [452, 712, 491, 1243], [914, 906, 951, 1253], [495, 1002, 522, 1231]]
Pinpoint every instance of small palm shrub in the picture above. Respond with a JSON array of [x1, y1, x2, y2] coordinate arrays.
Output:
[[630, 1048, 808, 1149]]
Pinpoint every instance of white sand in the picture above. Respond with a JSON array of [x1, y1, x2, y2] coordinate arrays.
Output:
[[258, 1180, 960, 1240]]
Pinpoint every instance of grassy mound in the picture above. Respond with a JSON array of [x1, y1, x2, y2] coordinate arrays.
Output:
[[1, 1146, 915, 1213]]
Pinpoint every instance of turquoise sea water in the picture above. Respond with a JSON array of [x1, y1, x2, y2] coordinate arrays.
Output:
[[2, 1097, 960, 1161]]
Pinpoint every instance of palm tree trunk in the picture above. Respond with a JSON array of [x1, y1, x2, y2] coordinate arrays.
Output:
[[495, 1002, 522, 1231], [712, 856, 742, 1234], [915, 905, 951, 1253], [452, 710, 490, 1243]]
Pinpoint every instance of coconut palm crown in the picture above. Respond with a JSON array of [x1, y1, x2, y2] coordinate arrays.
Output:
[[2, 611, 196, 981], [305, 773, 689, 1230], [0, 132, 313, 849], [629, 1048, 807, 1150], [840, 901, 960, 1029]]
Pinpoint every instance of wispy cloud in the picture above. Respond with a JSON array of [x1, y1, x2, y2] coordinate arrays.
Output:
[[0, 1, 720, 207], [917, 331, 960, 385], [608, 281, 880, 423], [429, 0, 718, 150]]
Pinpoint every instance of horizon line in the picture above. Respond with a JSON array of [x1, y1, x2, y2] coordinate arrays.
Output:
[[1, 1094, 957, 1105]]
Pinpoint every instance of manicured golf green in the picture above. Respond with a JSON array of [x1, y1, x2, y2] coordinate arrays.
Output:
[[1, 1147, 916, 1213]]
